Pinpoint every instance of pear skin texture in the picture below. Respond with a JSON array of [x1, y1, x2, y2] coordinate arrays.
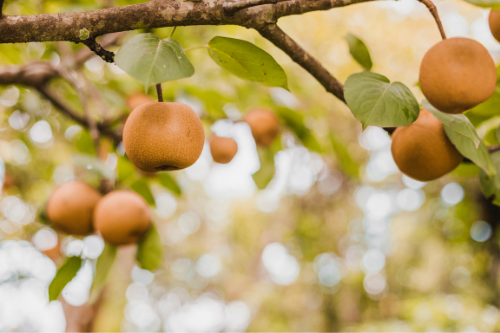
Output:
[[93, 191, 151, 246], [244, 108, 280, 146], [419, 37, 496, 114], [46, 180, 102, 235], [210, 136, 238, 164], [489, 11, 500, 43], [126, 94, 155, 111], [391, 109, 463, 181], [123, 102, 205, 172]]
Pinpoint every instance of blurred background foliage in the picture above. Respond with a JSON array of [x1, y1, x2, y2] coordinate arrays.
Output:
[[1, 0, 500, 332]]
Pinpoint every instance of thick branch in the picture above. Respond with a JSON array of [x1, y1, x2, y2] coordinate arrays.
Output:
[[0, 0, 375, 43], [257, 23, 345, 102]]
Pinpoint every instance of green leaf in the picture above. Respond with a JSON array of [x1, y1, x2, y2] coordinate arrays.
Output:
[[424, 100, 481, 149], [131, 178, 155, 205], [479, 151, 500, 206], [345, 33, 373, 71], [117, 155, 136, 182], [460, 0, 500, 9], [253, 147, 276, 189], [157, 172, 182, 196], [344, 72, 419, 129], [443, 126, 495, 177], [207, 36, 288, 89], [48, 256, 82, 301], [73, 153, 116, 180], [136, 224, 163, 272], [89, 243, 117, 302], [115, 34, 195, 89]]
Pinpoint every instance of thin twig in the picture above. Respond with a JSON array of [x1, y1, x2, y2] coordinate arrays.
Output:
[[257, 23, 345, 102], [56, 68, 101, 149], [183, 45, 209, 52], [168, 26, 177, 38], [488, 145, 500, 153], [156, 84, 163, 102], [0, 0, 5, 17], [81, 37, 115, 63], [38, 86, 122, 144], [416, 0, 446, 40]]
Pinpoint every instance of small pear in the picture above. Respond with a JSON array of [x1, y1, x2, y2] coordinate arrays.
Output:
[[391, 108, 462, 181], [210, 136, 238, 164], [93, 190, 150, 246], [46, 180, 102, 235], [244, 108, 280, 146], [419, 37, 496, 114], [123, 102, 205, 172], [489, 10, 500, 43]]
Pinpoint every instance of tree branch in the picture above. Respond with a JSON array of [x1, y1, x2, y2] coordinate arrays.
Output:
[[38, 86, 121, 144], [81, 38, 115, 63], [257, 23, 345, 102], [0, 0, 4, 17], [0, 0, 377, 43]]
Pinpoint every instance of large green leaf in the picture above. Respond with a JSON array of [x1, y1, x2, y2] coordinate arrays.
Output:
[[89, 243, 117, 303], [207, 36, 288, 89], [480, 152, 500, 206], [443, 126, 495, 177], [461, 0, 500, 8], [344, 72, 419, 129], [424, 100, 481, 149], [73, 153, 116, 180], [115, 34, 194, 89], [48, 256, 82, 301], [157, 172, 182, 196], [136, 224, 163, 272], [131, 178, 155, 205], [345, 33, 372, 71]]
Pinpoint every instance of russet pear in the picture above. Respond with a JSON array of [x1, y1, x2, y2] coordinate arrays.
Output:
[[46, 180, 102, 235], [210, 136, 238, 164], [419, 37, 496, 114], [123, 102, 205, 172], [93, 190, 151, 246], [244, 108, 280, 146], [391, 108, 462, 181], [489, 11, 500, 43]]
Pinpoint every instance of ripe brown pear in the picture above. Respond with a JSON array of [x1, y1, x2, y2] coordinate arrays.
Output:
[[243, 108, 280, 146], [419, 37, 496, 114], [93, 190, 151, 246], [210, 136, 238, 164], [126, 94, 155, 111], [123, 102, 205, 172], [46, 180, 102, 235], [489, 11, 500, 43], [391, 108, 462, 181]]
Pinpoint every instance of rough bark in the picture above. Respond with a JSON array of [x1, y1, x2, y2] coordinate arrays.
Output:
[[0, 0, 374, 43]]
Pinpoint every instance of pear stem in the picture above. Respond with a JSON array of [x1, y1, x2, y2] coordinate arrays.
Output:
[[417, 0, 446, 40], [156, 83, 163, 102]]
